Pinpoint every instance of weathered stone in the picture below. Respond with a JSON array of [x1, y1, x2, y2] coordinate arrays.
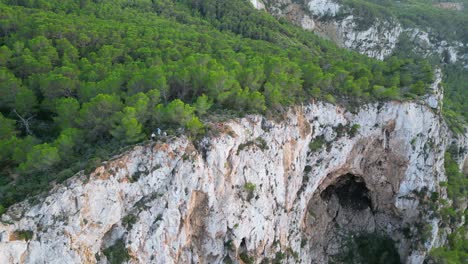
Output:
[[1, 98, 464, 264]]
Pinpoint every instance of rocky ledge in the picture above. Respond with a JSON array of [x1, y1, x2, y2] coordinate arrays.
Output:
[[2, 98, 466, 263]]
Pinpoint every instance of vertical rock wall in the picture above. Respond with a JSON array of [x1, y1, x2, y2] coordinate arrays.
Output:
[[0, 100, 458, 264]]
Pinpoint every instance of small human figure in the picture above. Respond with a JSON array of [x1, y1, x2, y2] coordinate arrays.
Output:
[[163, 131, 167, 137], [157, 128, 161, 136], [151, 132, 156, 140]]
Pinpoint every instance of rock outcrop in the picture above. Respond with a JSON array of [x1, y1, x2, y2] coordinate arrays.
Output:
[[1, 98, 462, 263], [252, 0, 467, 65]]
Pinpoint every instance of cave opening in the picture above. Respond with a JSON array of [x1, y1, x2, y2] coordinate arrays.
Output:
[[321, 174, 372, 211]]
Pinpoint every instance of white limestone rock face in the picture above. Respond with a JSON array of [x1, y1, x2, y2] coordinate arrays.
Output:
[[256, 0, 467, 65], [0, 100, 458, 264], [307, 0, 341, 16], [332, 15, 402, 60], [406, 28, 466, 66], [252, 0, 317, 31], [250, 0, 265, 10], [423, 68, 443, 111], [255, 0, 402, 60], [300, 15, 315, 31]]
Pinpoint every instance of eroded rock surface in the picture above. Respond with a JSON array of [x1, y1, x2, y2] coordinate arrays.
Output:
[[0, 99, 460, 263]]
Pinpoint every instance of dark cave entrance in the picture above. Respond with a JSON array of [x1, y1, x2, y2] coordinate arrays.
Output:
[[307, 173, 402, 263], [321, 174, 372, 211]]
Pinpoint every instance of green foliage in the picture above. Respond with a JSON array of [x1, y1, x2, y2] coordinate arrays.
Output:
[[126, 92, 150, 124], [430, 227, 468, 264], [185, 116, 205, 137], [78, 94, 123, 141], [239, 252, 254, 264], [14, 230, 34, 241], [54, 128, 81, 158], [122, 214, 138, 230], [11, 136, 38, 164], [156, 100, 195, 126], [273, 251, 285, 264], [309, 136, 326, 152], [244, 182, 256, 193], [254, 137, 268, 151], [410, 81, 425, 96], [127, 67, 167, 96], [349, 124, 361, 137], [420, 223, 433, 244], [14, 87, 38, 116], [443, 64, 468, 129], [102, 238, 130, 264], [243, 181, 256, 202], [444, 150, 467, 208], [341, 0, 468, 128], [324, 94, 336, 104], [193, 94, 213, 117], [237, 137, 269, 154], [0, 0, 455, 211], [53, 97, 80, 130], [428, 148, 468, 263], [111, 107, 145, 144], [341, 0, 468, 43], [332, 232, 401, 264], [19, 143, 60, 172], [155, 99, 205, 136], [0, 113, 16, 140]]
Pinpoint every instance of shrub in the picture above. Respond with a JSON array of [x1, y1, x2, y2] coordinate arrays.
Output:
[[333, 232, 400, 264], [244, 182, 256, 193], [237, 137, 269, 154], [14, 230, 34, 241], [255, 137, 269, 151], [122, 214, 138, 230], [324, 94, 336, 104], [103, 238, 130, 264], [272, 252, 285, 264], [244, 182, 256, 201], [349, 124, 361, 137], [309, 136, 326, 152], [237, 141, 255, 154], [239, 252, 254, 264]]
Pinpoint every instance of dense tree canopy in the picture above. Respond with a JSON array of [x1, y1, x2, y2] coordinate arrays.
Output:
[[0, 0, 458, 211], [340, 0, 468, 128]]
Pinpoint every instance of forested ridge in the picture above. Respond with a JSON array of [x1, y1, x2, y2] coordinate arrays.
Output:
[[338, 0, 468, 42], [337, 0, 468, 132], [0, 0, 466, 262], [0, 0, 457, 211]]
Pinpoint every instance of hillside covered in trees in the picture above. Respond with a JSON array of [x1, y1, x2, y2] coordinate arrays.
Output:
[[0, 0, 466, 263], [0, 0, 458, 212], [337, 0, 468, 132]]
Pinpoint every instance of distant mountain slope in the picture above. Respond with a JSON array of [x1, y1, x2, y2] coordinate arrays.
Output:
[[252, 0, 467, 132]]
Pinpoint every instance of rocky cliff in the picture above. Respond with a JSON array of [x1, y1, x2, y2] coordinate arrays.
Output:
[[252, 0, 467, 65], [1, 87, 466, 263]]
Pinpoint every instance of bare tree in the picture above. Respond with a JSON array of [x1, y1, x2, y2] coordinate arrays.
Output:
[[13, 109, 34, 135]]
